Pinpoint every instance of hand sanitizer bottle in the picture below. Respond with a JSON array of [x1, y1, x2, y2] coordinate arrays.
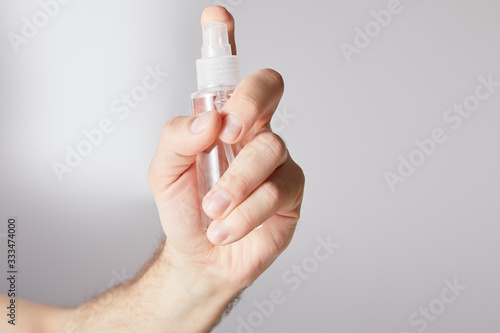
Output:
[[191, 21, 240, 230]]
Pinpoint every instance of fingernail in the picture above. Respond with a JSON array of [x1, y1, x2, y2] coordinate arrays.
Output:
[[204, 190, 231, 216], [220, 114, 242, 142], [208, 221, 229, 244], [191, 111, 212, 133]]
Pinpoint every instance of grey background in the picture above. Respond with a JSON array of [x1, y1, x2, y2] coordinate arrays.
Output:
[[1, 0, 499, 332]]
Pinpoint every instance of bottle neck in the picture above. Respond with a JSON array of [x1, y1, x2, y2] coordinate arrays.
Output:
[[196, 56, 240, 91]]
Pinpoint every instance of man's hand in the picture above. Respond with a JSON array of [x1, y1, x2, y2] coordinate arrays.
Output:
[[148, 6, 305, 293], [1, 6, 304, 333]]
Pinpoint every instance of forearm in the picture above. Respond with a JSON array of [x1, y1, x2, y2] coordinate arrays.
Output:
[[64, 239, 241, 333], [0, 295, 74, 333]]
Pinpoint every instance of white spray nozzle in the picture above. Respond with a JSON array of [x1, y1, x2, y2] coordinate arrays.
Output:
[[202, 21, 232, 58], [196, 21, 240, 90]]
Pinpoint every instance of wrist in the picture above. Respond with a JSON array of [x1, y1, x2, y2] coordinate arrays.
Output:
[[146, 243, 242, 331], [159, 243, 242, 298]]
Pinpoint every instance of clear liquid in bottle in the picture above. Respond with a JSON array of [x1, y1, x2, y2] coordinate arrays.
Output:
[[191, 88, 235, 230]]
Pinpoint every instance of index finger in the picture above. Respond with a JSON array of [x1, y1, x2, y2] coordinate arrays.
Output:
[[201, 6, 237, 55]]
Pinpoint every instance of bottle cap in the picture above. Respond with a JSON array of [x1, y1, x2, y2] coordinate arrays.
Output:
[[196, 21, 240, 90]]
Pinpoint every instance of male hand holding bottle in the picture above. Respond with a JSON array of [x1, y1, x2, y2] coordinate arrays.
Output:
[[145, 5, 305, 330], [1, 6, 304, 333]]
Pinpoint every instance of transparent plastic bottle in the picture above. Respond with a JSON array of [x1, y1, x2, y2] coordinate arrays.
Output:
[[191, 22, 240, 230]]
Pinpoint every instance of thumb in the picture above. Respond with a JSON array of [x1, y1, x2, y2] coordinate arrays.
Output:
[[148, 110, 221, 195], [201, 6, 237, 56]]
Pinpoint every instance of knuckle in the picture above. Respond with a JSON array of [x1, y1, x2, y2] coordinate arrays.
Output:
[[258, 132, 287, 163], [220, 172, 251, 195], [296, 164, 306, 187], [290, 163, 306, 208], [262, 181, 281, 204], [237, 91, 261, 119], [241, 143, 260, 162], [260, 68, 285, 92], [236, 206, 255, 232]]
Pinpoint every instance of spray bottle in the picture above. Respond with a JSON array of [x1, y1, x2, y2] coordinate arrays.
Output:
[[191, 21, 240, 230]]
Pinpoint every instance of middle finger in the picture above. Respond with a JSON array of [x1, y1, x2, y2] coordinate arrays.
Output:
[[202, 131, 288, 220]]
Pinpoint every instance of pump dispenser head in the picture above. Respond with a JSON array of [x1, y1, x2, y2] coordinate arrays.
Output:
[[201, 21, 232, 58], [196, 21, 240, 90]]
